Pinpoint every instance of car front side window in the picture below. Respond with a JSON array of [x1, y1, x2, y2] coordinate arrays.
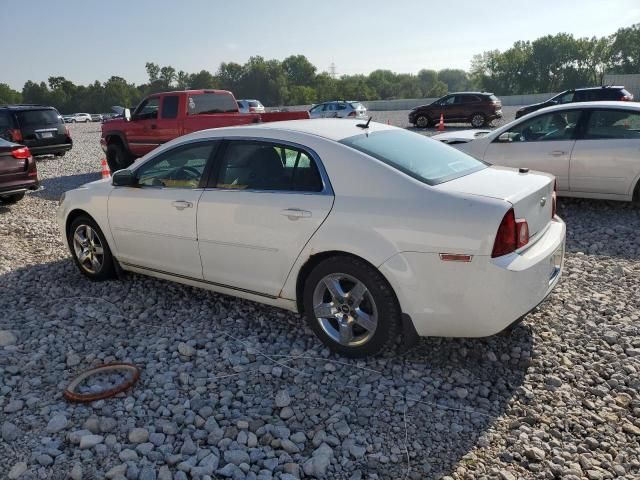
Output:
[[501, 110, 581, 142], [134, 97, 159, 120], [136, 143, 214, 188]]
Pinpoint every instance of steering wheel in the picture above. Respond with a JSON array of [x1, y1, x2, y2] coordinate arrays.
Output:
[[172, 165, 201, 181]]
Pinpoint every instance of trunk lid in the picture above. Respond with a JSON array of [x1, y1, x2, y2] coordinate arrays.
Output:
[[435, 166, 554, 238]]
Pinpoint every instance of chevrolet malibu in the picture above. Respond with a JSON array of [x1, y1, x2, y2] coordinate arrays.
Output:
[[58, 119, 565, 357]]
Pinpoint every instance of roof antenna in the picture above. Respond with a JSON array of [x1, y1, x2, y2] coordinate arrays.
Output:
[[356, 116, 372, 129]]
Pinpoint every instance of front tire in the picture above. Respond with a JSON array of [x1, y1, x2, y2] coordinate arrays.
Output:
[[470, 113, 486, 128], [415, 115, 431, 128], [1, 192, 25, 204], [303, 256, 400, 357], [68, 215, 116, 281], [106, 142, 133, 172]]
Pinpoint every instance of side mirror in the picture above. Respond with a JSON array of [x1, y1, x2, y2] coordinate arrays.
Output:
[[124, 108, 131, 122], [498, 132, 513, 143], [112, 169, 137, 187]]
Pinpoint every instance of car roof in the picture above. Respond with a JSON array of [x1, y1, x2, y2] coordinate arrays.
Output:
[[186, 119, 396, 143], [572, 85, 626, 91], [532, 101, 640, 115], [448, 92, 495, 96], [0, 104, 56, 111]]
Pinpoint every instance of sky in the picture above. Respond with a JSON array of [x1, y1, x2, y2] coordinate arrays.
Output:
[[2, 0, 639, 90]]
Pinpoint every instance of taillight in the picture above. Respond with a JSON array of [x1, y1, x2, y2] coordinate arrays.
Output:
[[9, 129, 22, 142], [348, 111, 356, 117], [491, 208, 529, 257], [551, 180, 557, 218], [65, 126, 71, 137], [11, 147, 31, 159]]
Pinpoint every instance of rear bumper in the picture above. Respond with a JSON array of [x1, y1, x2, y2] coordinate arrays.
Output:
[[379, 217, 566, 337], [0, 179, 39, 196], [27, 142, 72, 155]]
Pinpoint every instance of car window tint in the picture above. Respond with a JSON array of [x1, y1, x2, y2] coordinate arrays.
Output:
[[440, 96, 455, 105], [336, 103, 347, 110], [503, 110, 581, 142], [16, 109, 61, 126], [341, 130, 485, 186], [162, 95, 179, 119], [324, 104, 335, 111], [216, 141, 323, 192], [188, 93, 237, 114], [0, 111, 13, 129], [556, 92, 574, 104], [134, 97, 159, 120], [137, 143, 213, 188], [584, 109, 640, 140]]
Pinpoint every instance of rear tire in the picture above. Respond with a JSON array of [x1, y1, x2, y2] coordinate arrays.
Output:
[[106, 142, 133, 172], [470, 113, 486, 128], [68, 215, 116, 281], [303, 255, 400, 357], [1, 193, 25, 204]]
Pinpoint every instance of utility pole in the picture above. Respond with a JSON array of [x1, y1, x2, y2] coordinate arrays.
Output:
[[329, 62, 337, 79]]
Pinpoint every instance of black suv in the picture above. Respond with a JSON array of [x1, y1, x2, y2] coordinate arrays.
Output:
[[409, 92, 503, 128], [0, 105, 72, 156], [515, 86, 634, 118]]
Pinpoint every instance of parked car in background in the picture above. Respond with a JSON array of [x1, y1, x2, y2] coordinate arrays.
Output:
[[0, 138, 38, 204], [433, 101, 640, 202], [101, 89, 310, 171], [68, 113, 92, 123], [63, 115, 74, 123], [91, 114, 103, 122], [237, 99, 265, 113], [0, 105, 72, 157], [61, 119, 565, 357], [308, 101, 367, 119], [515, 86, 634, 119], [409, 92, 503, 128]]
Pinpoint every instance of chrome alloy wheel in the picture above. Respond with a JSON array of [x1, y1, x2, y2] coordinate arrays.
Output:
[[72, 224, 104, 274], [312, 273, 378, 347], [471, 114, 485, 127]]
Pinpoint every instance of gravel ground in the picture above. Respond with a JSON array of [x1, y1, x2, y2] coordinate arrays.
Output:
[[1, 122, 639, 480]]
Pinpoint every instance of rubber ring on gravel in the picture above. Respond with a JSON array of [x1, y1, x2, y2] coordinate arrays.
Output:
[[63, 363, 141, 403]]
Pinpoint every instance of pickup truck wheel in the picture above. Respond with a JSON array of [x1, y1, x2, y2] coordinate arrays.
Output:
[[106, 142, 133, 172]]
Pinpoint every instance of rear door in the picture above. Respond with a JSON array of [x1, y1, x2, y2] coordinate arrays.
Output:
[[482, 109, 582, 192], [125, 96, 161, 156], [153, 94, 182, 143], [197, 139, 334, 297], [569, 108, 640, 196]]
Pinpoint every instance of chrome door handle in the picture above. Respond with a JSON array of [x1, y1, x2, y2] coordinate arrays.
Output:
[[550, 150, 566, 156], [281, 208, 311, 219], [172, 200, 193, 210]]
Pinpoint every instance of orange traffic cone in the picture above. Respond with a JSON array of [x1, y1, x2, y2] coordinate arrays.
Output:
[[101, 158, 111, 179], [437, 113, 445, 131]]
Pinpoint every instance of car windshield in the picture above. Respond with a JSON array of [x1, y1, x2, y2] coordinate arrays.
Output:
[[16, 109, 62, 126], [340, 129, 486, 185]]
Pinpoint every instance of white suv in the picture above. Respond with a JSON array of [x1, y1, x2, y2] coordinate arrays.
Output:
[[69, 113, 92, 123], [309, 101, 367, 119], [237, 100, 265, 114]]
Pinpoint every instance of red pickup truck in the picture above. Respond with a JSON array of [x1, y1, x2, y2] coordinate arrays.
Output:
[[101, 89, 308, 171]]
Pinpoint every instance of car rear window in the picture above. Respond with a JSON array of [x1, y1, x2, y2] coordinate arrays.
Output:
[[16, 109, 62, 126], [341, 129, 486, 185], [248, 101, 262, 107], [188, 93, 238, 114]]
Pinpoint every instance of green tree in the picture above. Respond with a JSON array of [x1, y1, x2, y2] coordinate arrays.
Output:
[[0, 83, 22, 104], [282, 55, 316, 87], [437, 69, 470, 92], [145, 62, 160, 82], [188, 70, 217, 89], [609, 23, 640, 74]]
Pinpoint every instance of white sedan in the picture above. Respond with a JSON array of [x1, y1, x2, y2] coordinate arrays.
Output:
[[58, 119, 565, 357], [433, 101, 640, 202]]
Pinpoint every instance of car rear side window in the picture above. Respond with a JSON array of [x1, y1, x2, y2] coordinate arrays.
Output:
[[584, 109, 640, 140], [341, 129, 485, 185], [16, 109, 61, 126], [215, 141, 324, 192], [162, 95, 179, 119], [188, 93, 238, 114]]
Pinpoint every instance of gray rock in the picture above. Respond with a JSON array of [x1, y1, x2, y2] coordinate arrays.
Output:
[[69, 463, 83, 480], [224, 449, 250, 466], [37, 454, 53, 466], [0, 330, 17, 347], [139, 466, 157, 480], [525, 447, 546, 462], [2, 421, 20, 441], [275, 390, 291, 408], [119, 448, 139, 462], [8, 462, 27, 480], [180, 435, 197, 455], [4, 400, 24, 413], [106, 464, 128, 479], [128, 427, 149, 443], [281, 439, 300, 454], [46, 414, 68, 433], [79, 434, 104, 449], [178, 342, 195, 356], [158, 465, 173, 480]]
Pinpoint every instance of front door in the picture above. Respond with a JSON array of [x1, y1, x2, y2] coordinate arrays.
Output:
[[125, 96, 161, 157], [482, 109, 582, 192], [570, 108, 640, 196], [197, 140, 334, 297], [108, 141, 217, 278]]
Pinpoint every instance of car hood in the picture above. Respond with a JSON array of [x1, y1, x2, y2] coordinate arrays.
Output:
[[430, 129, 492, 143]]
